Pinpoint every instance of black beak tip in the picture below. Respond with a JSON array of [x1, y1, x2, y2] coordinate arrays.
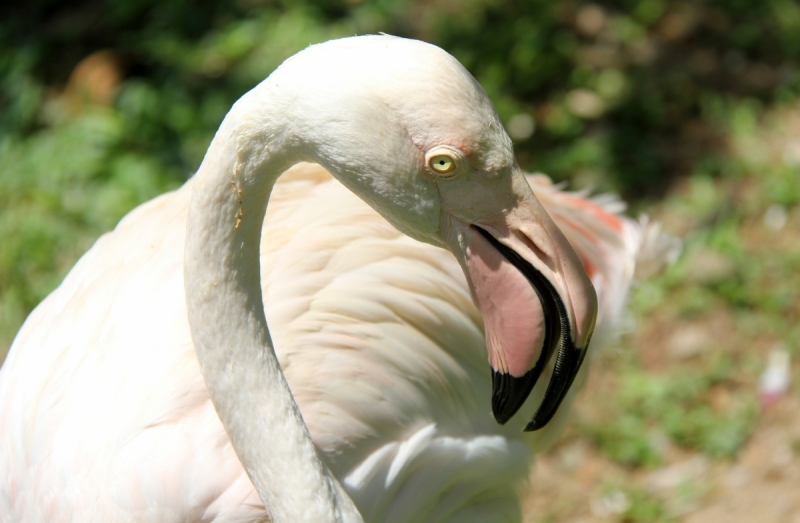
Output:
[[522, 343, 588, 432], [490, 344, 589, 432], [524, 412, 554, 432], [491, 369, 539, 425]]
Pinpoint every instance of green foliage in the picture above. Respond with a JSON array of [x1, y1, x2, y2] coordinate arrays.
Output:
[[628, 95, 800, 324], [586, 357, 757, 466], [0, 107, 182, 346], [0, 1, 799, 358], [4, 0, 800, 188], [609, 149, 798, 467], [621, 488, 669, 522]]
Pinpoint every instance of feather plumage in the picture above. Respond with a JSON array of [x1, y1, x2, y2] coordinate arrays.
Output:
[[0, 162, 672, 522]]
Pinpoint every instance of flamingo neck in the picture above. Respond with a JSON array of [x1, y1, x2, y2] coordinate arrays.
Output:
[[184, 85, 362, 523]]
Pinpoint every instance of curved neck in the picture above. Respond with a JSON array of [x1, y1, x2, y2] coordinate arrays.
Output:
[[184, 86, 362, 523]]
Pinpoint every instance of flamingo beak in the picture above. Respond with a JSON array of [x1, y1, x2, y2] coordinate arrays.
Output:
[[444, 179, 598, 431]]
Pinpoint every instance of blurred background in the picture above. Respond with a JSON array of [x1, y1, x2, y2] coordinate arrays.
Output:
[[1, 0, 799, 521]]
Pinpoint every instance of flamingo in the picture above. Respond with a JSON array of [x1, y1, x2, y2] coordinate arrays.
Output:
[[0, 36, 673, 522]]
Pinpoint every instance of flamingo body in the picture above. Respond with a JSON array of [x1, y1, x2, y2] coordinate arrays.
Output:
[[0, 163, 665, 522]]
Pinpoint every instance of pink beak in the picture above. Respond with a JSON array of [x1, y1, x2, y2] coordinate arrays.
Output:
[[442, 170, 597, 431]]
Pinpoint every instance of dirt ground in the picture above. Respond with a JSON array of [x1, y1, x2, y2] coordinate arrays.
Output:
[[524, 371, 800, 523], [522, 166, 800, 522]]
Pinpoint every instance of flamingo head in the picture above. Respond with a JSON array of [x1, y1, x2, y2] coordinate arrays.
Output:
[[277, 35, 598, 430]]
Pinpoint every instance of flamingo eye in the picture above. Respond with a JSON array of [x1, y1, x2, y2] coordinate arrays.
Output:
[[429, 154, 456, 175], [425, 146, 466, 179]]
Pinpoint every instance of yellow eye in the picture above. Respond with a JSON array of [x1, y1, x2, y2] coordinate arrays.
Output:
[[429, 155, 456, 175]]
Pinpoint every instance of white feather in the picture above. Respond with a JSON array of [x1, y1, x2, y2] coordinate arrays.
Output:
[[0, 163, 672, 522]]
